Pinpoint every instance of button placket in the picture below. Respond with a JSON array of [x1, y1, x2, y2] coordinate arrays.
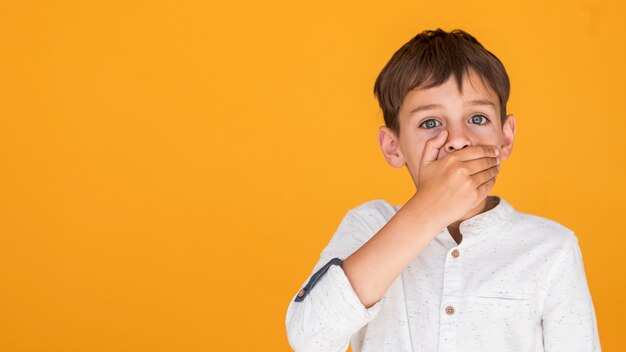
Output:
[[438, 246, 462, 351]]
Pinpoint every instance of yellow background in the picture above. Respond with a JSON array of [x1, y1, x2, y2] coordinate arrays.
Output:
[[1, 1, 624, 351]]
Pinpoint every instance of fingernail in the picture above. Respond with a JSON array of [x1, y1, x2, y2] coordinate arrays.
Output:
[[495, 149, 500, 157]]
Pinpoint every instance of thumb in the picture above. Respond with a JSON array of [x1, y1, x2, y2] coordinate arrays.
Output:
[[420, 130, 447, 167]]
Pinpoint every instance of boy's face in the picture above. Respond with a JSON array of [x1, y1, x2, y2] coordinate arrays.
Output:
[[378, 68, 516, 187]]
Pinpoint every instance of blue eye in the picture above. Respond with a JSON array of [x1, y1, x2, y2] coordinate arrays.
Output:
[[470, 115, 490, 125], [419, 115, 490, 129], [419, 119, 441, 129]]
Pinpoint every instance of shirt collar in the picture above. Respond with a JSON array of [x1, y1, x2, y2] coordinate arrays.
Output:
[[436, 195, 517, 247], [459, 195, 516, 235]]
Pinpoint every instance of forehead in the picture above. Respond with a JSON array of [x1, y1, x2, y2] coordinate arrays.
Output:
[[403, 69, 498, 107]]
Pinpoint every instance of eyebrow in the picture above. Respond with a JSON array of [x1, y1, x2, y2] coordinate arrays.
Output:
[[409, 99, 496, 116]]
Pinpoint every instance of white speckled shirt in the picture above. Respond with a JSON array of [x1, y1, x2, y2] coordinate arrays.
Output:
[[285, 195, 601, 351]]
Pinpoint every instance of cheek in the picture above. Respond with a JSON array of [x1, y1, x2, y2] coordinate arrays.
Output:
[[470, 126, 501, 144], [474, 130, 491, 139], [473, 124, 501, 138], [400, 147, 421, 169]]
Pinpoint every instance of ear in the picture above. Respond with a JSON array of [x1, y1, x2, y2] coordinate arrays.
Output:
[[499, 113, 516, 161], [378, 126, 405, 168]]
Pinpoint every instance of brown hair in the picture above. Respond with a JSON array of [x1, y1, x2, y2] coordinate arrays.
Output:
[[373, 28, 510, 137]]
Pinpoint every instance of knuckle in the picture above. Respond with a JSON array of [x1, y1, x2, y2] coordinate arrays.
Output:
[[454, 167, 468, 177]]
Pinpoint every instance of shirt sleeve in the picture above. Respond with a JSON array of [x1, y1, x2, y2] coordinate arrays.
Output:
[[285, 209, 386, 352], [541, 235, 602, 351]]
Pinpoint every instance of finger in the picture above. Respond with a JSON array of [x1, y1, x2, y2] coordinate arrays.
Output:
[[472, 164, 499, 188], [464, 155, 500, 175], [456, 145, 499, 162], [477, 172, 497, 197], [420, 130, 448, 168]]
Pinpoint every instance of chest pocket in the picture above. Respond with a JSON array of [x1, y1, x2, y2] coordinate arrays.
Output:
[[472, 287, 532, 315], [463, 287, 537, 349], [475, 288, 529, 300]]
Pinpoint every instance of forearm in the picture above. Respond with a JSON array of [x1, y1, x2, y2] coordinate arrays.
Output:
[[341, 193, 447, 308]]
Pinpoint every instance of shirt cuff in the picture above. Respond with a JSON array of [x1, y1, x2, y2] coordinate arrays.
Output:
[[307, 263, 385, 333], [294, 257, 344, 302]]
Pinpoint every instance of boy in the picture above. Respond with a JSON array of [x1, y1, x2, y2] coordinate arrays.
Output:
[[285, 28, 601, 352]]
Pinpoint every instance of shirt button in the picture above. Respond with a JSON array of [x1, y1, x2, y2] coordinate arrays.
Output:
[[297, 289, 306, 297], [445, 306, 455, 315], [451, 249, 460, 258]]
